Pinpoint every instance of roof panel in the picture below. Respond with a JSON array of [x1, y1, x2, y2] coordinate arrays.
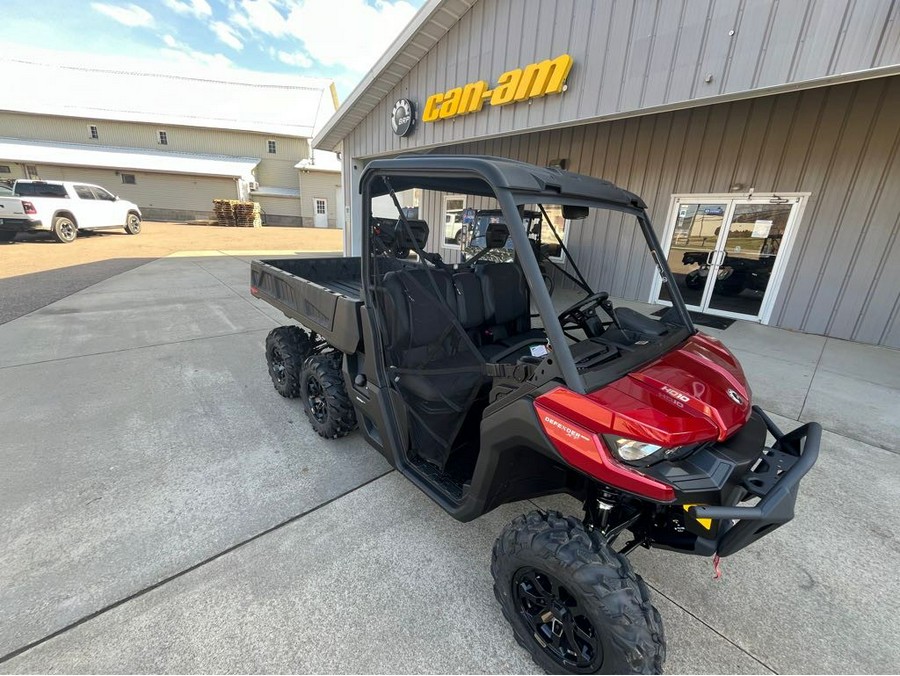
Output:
[[0, 137, 259, 178], [1, 59, 336, 138]]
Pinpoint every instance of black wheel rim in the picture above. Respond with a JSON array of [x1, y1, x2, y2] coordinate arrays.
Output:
[[306, 375, 327, 423], [270, 348, 286, 384], [512, 567, 602, 672], [129, 216, 141, 232]]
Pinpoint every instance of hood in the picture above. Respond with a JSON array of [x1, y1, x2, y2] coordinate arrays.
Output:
[[537, 334, 752, 447]]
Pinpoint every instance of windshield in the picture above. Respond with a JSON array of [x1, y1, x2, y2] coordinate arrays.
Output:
[[14, 183, 68, 198]]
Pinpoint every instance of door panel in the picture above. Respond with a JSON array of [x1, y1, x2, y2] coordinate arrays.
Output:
[[90, 186, 120, 226], [72, 184, 101, 227], [658, 202, 729, 309], [706, 203, 793, 317]]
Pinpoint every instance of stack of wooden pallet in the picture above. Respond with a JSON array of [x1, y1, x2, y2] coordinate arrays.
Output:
[[212, 199, 262, 227]]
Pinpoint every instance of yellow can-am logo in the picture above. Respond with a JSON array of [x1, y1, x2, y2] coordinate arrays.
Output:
[[423, 53, 573, 123]]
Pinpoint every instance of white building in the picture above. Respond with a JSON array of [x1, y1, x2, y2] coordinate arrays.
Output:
[[0, 58, 343, 227]]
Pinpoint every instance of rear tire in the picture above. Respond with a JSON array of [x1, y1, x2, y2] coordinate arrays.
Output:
[[492, 510, 665, 674], [265, 326, 312, 397], [51, 216, 77, 243], [300, 353, 356, 439], [124, 212, 142, 235], [0, 232, 16, 243]]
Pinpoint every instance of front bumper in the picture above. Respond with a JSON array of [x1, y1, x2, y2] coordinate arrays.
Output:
[[690, 407, 821, 557], [0, 217, 46, 232]]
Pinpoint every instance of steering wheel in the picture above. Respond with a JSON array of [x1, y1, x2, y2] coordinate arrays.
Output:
[[557, 292, 610, 335]]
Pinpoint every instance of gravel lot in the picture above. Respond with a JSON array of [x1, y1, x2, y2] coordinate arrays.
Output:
[[0, 222, 342, 324]]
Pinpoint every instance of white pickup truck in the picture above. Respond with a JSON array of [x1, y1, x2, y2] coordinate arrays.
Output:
[[0, 180, 142, 243]]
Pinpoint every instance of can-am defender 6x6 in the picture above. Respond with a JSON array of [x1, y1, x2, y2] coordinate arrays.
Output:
[[251, 155, 820, 674]]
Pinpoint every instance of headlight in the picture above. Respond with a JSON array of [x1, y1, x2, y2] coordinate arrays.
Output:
[[608, 437, 666, 462]]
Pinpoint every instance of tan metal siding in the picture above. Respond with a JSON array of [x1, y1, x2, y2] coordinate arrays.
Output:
[[1, 163, 238, 212], [0, 111, 307, 161], [254, 195, 301, 219], [299, 171, 342, 227], [342, 0, 899, 160], [430, 76, 900, 348]]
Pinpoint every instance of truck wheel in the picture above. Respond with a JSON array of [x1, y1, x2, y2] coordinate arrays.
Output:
[[52, 216, 77, 243], [300, 354, 356, 439], [0, 232, 16, 243], [492, 511, 665, 675], [265, 326, 312, 397], [124, 212, 142, 235]]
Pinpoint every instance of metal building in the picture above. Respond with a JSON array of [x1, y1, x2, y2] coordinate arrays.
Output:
[[314, 0, 900, 348], [0, 58, 342, 227]]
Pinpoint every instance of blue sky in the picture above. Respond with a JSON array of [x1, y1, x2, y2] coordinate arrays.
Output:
[[0, 0, 426, 100]]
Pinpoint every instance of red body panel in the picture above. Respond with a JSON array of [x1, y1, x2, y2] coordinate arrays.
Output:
[[534, 334, 752, 500]]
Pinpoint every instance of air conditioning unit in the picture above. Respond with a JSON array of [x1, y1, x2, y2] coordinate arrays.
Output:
[[248, 181, 259, 191]]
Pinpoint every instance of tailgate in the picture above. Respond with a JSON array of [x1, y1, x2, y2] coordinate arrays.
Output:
[[0, 198, 26, 217]]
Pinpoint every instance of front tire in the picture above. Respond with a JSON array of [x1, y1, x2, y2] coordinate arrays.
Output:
[[265, 326, 312, 397], [125, 212, 142, 235], [492, 511, 665, 675], [51, 216, 77, 243], [300, 353, 356, 439]]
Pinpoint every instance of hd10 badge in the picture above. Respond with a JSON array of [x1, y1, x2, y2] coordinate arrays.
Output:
[[391, 99, 416, 137]]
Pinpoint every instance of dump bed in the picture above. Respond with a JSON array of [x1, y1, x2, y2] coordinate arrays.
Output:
[[250, 257, 364, 353]]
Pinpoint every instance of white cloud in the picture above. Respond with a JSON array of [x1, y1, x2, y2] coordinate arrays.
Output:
[[229, 0, 418, 75], [277, 50, 312, 68], [160, 34, 234, 70], [211, 21, 244, 51], [90, 2, 156, 28], [162, 0, 213, 18], [287, 0, 417, 73], [236, 0, 289, 38]]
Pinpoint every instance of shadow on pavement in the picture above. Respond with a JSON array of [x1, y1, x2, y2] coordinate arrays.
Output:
[[0, 257, 156, 324]]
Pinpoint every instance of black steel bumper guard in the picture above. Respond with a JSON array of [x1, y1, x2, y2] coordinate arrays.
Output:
[[691, 406, 821, 557]]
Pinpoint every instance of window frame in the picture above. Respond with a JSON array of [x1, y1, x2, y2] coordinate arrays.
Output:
[[121, 173, 136, 185], [441, 193, 467, 250], [88, 125, 99, 140], [267, 139, 277, 154], [157, 130, 168, 145]]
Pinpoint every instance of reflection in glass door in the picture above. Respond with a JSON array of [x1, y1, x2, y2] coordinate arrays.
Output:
[[655, 195, 805, 322], [706, 202, 793, 317], [658, 202, 730, 308]]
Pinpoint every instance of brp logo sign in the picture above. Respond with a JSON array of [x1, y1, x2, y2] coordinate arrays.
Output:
[[391, 99, 415, 137], [727, 389, 744, 405]]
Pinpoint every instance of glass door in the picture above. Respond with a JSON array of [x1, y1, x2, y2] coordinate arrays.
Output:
[[655, 195, 805, 322], [705, 202, 794, 318], [658, 201, 731, 309]]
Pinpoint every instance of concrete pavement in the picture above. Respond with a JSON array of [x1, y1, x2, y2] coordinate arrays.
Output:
[[1, 255, 898, 673]]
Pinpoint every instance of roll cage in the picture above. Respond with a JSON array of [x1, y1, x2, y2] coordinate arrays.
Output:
[[360, 155, 696, 395]]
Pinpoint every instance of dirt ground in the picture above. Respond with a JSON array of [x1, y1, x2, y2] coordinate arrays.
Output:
[[0, 221, 343, 280]]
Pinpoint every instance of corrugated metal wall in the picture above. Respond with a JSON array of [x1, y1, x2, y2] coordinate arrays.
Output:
[[0, 111, 307, 198], [8, 164, 238, 214], [300, 171, 343, 227], [344, 0, 900, 159], [409, 76, 900, 348]]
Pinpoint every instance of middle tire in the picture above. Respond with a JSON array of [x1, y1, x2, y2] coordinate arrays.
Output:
[[265, 325, 312, 397], [300, 353, 357, 439]]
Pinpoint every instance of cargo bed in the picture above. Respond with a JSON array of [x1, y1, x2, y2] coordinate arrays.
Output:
[[250, 257, 364, 353]]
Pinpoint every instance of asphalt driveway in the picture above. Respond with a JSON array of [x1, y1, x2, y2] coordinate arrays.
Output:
[[0, 253, 898, 673]]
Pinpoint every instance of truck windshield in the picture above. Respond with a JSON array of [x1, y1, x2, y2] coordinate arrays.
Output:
[[14, 183, 68, 198]]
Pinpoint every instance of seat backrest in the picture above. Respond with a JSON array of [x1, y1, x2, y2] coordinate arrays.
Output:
[[380, 268, 457, 350], [476, 262, 530, 337], [452, 270, 485, 331]]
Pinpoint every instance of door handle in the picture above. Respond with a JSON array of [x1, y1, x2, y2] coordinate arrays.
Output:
[[705, 250, 715, 266]]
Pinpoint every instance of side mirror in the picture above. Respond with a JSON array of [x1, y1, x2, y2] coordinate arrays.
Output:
[[562, 205, 589, 220]]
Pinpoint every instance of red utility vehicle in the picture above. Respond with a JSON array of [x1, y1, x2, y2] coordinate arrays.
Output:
[[251, 156, 820, 674]]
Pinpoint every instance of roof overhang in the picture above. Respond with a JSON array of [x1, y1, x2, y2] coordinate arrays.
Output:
[[312, 0, 474, 151], [0, 138, 260, 179]]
